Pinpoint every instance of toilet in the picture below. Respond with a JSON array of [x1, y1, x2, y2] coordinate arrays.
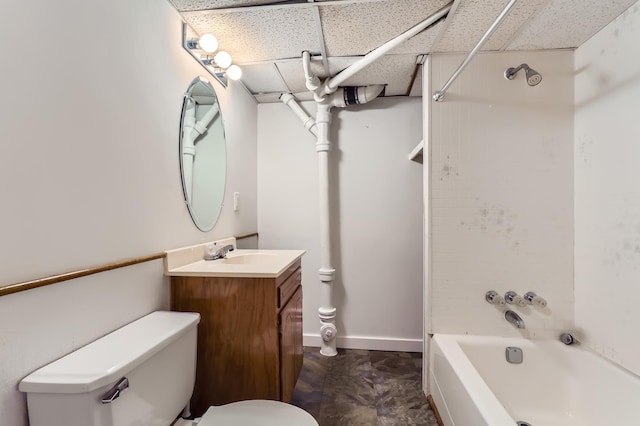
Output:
[[19, 311, 318, 426]]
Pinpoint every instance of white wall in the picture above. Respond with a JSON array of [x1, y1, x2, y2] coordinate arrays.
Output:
[[428, 51, 574, 338], [0, 0, 257, 424], [257, 98, 424, 351], [574, 1, 640, 375]]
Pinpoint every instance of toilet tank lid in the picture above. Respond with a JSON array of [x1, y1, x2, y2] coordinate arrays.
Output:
[[19, 311, 200, 394]]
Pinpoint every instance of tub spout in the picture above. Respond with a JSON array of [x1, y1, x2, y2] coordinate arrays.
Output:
[[505, 310, 525, 329]]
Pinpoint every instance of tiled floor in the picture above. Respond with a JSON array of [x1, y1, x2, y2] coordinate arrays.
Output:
[[291, 347, 440, 426]]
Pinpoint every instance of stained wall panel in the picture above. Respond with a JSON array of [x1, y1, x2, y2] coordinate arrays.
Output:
[[574, 1, 640, 377], [428, 50, 574, 338]]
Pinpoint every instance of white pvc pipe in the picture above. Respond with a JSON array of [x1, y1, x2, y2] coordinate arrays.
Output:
[[323, 1, 453, 94], [315, 103, 337, 357], [280, 93, 318, 136], [283, 2, 453, 357]]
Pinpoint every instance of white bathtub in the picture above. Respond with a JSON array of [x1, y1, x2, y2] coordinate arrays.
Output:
[[429, 334, 640, 426]]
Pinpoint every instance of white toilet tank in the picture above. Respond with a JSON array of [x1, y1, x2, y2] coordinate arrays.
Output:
[[19, 311, 200, 426]]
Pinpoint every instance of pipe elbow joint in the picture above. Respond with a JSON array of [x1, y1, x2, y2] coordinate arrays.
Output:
[[306, 76, 321, 92]]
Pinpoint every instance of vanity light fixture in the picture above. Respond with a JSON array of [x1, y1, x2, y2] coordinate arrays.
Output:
[[185, 29, 243, 86], [213, 51, 232, 69], [226, 65, 242, 81], [186, 33, 218, 53]]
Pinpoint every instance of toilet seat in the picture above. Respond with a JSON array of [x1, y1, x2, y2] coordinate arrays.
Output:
[[199, 400, 318, 426]]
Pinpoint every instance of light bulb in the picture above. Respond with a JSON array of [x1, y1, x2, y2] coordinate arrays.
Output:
[[214, 51, 232, 69], [226, 65, 242, 80], [198, 33, 218, 53]]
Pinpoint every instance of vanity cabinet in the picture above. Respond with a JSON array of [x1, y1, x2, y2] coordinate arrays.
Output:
[[170, 259, 303, 416]]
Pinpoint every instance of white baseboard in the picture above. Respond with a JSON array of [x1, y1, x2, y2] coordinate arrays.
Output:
[[303, 334, 423, 352]]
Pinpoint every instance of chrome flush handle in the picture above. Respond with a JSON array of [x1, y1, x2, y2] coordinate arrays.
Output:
[[101, 377, 129, 404]]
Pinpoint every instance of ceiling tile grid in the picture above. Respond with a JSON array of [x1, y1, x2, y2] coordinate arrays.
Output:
[[171, 0, 639, 101], [507, 0, 639, 50], [182, 6, 322, 64], [319, 0, 451, 57]]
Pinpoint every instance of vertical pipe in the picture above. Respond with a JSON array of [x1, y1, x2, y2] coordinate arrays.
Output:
[[315, 103, 337, 356]]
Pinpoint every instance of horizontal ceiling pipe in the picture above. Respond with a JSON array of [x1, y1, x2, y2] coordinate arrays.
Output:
[[323, 1, 453, 95]]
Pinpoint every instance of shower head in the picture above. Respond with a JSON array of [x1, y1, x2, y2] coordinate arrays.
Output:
[[504, 63, 542, 86]]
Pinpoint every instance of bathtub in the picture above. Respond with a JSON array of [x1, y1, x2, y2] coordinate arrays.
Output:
[[429, 334, 640, 426]]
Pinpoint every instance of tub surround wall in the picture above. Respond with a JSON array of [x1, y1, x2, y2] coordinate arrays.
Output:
[[0, 0, 258, 424], [428, 51, 575, 338], [257, 98, 423, 351], [574, 1, 640, 376]]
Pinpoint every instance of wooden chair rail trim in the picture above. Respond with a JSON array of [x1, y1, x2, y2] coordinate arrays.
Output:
[[0, 253, 166, 297], [235, 232, 259, 240]]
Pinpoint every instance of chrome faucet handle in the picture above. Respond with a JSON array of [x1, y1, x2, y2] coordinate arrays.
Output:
[[203, 244, 235, 261], [524, 291, 547, 308], [486, 291, 506, 307], [505, 291, 527, 307]]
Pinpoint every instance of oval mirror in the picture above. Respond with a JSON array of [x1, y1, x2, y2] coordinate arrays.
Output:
[[179, 76, 226, 231]]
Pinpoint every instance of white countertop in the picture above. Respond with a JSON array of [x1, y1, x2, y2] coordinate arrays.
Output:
[[165, 249, 305, 278]]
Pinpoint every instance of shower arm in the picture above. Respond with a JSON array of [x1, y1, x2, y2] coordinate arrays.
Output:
[[432, 0, 520, 102], [504, 63, 529, 79]]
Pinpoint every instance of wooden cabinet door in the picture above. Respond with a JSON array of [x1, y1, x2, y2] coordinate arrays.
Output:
[[279, 286, 303, 402]]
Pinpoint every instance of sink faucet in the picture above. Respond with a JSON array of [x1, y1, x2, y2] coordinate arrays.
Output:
[[505, 310, 525, 329], [204, 244, 234, 261]]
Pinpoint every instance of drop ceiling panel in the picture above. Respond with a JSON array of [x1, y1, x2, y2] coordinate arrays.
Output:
[[182, 6, 322, 63], [432, 0, 547, 52], [169, 0, 293, 13], [319, 0, 451, 57], [240, 62, 290, 94], [507, 0, 639, 50], [484, 0, 549, 50]]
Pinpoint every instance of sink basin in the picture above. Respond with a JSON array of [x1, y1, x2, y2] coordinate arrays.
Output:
[[221, 253, 279, 265], [165, 246, 305, 278]]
